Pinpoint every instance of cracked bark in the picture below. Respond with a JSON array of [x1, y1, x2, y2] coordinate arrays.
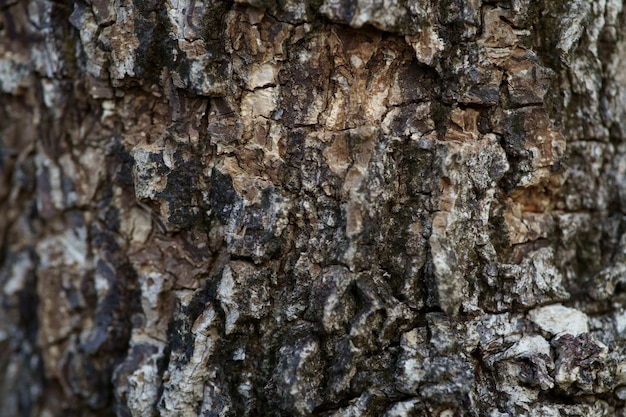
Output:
[[2, 0, 626, 416]]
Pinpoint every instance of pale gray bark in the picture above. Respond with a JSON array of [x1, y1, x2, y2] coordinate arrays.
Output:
[[2, 0, 626, 416]]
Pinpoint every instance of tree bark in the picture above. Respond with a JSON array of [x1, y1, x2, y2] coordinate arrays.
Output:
[[2, 0, 626, 416]]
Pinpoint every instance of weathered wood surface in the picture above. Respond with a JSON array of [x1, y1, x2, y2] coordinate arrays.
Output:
[[2, 0, 626, 415]]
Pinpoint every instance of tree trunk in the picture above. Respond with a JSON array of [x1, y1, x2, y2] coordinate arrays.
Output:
[[2, 0, 626, 415]]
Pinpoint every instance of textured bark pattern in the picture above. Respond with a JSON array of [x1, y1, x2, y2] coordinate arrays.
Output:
[[2, 0, 626, 416]]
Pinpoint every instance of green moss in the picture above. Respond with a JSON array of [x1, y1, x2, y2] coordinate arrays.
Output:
[[61, 35, 78, 72], [201, 1, 233, 41], [522, 1, 568, 67], [133, 4, 193, 84], [521, 0, 574, 125], [430, 101, 452, 140]]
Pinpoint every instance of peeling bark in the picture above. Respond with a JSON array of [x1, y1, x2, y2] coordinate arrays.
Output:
[[2, 0, 626, 416]]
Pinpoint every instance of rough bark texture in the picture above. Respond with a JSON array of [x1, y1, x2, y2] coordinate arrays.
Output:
[[2, 0, 626, 416]]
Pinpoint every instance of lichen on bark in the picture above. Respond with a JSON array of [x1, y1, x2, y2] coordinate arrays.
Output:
[[3, 0, 626, 416]]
